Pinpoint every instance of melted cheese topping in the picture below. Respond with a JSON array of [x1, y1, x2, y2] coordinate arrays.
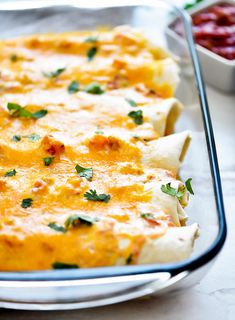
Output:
[[0, 26, 188, 271]]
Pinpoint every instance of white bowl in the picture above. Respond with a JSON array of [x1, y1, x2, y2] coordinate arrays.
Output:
[[167, 0, 235, 93]]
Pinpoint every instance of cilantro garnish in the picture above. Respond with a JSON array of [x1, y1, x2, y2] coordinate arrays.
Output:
[[48, 222, 66, 233], [84, 36, 98, 43], [21, 198, 33, 209], [126, 253, 133, 265], [4, 169, 16, 177], [7, 103, 47, 119], [126, 99, 137, 107], [75, 164, 93, 181], [52, 262, 79, 269], [12, 135, 21, 142], [161, 183, 185, 200], [128, 110, 143, 125], [65, 214, 97, 229], [95, 129, 104, 135], [84, 189, 111, 203], [84, 82, 104, 94], [43, 157, 55, 166], [87, 46, 97, 61], [43, 67, 66, 78], [185, 178, 194, 195], [25, 133, 41, 141], [32, 110, 48, 119], [184, 0, 204, 10], [141, 213, 155, 220], [67, 80, 80, 94]]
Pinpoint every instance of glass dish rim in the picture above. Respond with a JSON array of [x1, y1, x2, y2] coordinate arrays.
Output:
[[0, 0, 227, 282]]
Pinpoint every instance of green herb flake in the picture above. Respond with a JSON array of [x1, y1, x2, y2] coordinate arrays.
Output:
[[84, 82, 104, 95], [84, 36, 98, 43], [95, 130, 104, 135], [75, 164, 93, 181], [184, 0, 204, 10], [32, 109, 48, 119], [185, 178, 194, 195], [65, 214, 97, 229], [43, 157, 55, 167], [87, 46, 97, 61], [43, 67, 66, 78], [10, 54, 18, 62], [67, 80, 80, 94], [12, 135, 21, 142], [4, 169, 17, 177], [21, 198, 33, 209], [48, 222, 66, 233], [126, 98, 137, 107], [141, 213, 155, 220], [126, 253, 133, 265], [26, 133, 41, 141], [7, 103, 47, 120], [52, 262, 79, 269], [128, 110, 143, 125], [7, 102, 24, 117], [84, 189, 111, 203], [161, 183, 185, 200]]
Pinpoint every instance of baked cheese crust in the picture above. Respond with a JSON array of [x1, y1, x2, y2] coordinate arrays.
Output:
[[0, 26, 198, 271]]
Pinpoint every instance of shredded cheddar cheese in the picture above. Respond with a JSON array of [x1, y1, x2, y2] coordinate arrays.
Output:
[[0, 26, 196, 271]]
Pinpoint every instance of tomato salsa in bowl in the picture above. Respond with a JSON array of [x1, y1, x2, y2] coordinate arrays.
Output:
[[168, 0, 235, 93], [191, 2, 235, 60]]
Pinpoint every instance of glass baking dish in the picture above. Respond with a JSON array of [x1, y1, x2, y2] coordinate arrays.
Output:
[[0, 0, 227, 311]]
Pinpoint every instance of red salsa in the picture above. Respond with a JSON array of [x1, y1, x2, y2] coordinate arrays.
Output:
[[173, 2, 235, 60]]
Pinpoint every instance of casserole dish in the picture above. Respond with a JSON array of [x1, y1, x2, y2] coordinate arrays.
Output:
[[0, 0, 227, 311], [167, 0, 235, 93]]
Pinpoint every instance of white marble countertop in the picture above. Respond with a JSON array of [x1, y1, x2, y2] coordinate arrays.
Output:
[[0, 0, 234, 318]]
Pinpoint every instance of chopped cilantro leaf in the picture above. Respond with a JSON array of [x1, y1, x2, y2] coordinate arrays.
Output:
[[84, 82, 104, 94], [95, 129, 104, 135], [65, 214, 97, 229], [126, 253, 133, 265], [12, 135, 21, 142], [67, 80, 80, 94], [4, 169, 16, 177], [7, 103, 47, 119], [21, 198, 33, 209], [75, 164, 93, 181], [52, 262, 79, 269], [87, 46, 97, 61], [184, 0, 204, 10], [141, 213, 155, 220], [185, 178, 194, 195], [43, 157, 55, 166], [161, 183, 185, 200], [128, 110, 143, 125], [48, 222, 66, 233], [84, 189, 111, 203], [126, 98, 137, 107], [43, 67, 66, 78], [25, 133, 41, 141], [32, 109, 48, 119], [84, 36, 98, 43]]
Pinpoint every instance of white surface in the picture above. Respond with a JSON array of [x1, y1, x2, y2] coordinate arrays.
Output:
[[0, 0, 234, 318]]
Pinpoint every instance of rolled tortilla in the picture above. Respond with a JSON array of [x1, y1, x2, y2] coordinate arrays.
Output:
[[141, 131, 191, 174], [139, 98, 183, 136], [137, 223, 199, 264], [146, 179, 189, 227]]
